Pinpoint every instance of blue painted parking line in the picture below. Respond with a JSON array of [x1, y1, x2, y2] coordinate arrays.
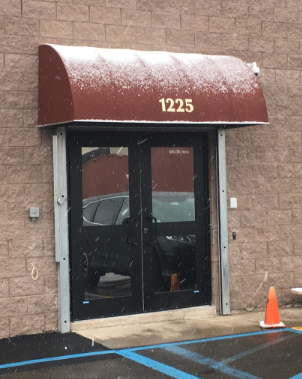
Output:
[[164, 345, 263, 379], [118, 350, 202, 379], [289, 373, 302, 379], [221, 333, 296, 364], [0, 350, 115, 370]]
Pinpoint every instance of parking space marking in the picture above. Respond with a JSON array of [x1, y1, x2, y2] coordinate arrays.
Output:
[[118, 350, 202, 379], [0, 350, 115, 370], [221, 333, 296, 365], [289, 374, 302, 379], [164, 345, 262, 379]]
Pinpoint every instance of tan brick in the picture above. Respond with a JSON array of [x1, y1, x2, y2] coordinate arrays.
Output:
[[45, 312, 58, 331], [258, 68, 275, 84], [288, 116, 302, 132], [40, 20, 73, 38], [166, 0, 194, 14], [230, 290, 256, 310], [289, 56, 302, 70], [279, 163, 302, 178], [0, 0, 21, 17], [57, 4, 88, 22], [268, 116, 288, 132], [230, 259, 256, 276], [230, 275, 265, 293], [0, 148, 23, 165], [24, 148, 51, 165], [0, 297, 27, 317], [276, 70, 300, 85], [269, 272, 295, 289], [137, 0, 165, 11], [9, 239, 43, 259], [0, 71, 24, 91], [22, 1, 56, 20], [0, 241, 8, 259], [263, 54, 287, 69], [25, 184, 53, 204], [10, 314, 45, 337], [26, 257, 56, 278], [294, 240, 302, 255], [181, 14, 207, 31], [228, 179, 266, 195], [0, 317, 9, 338], [0, 35, 22, 53], [280, 193, 302, 209], [228, 211, 240, 227], [256, 256, 282, 273], [74, 23, 105, 41], [6, 90, 38, 110], [275, 39, 299, 54], [281, 224, 302, 240], [226, 129, 252, 147], [276, 100, 302, 116], [230, 227, 255, 242], [287, 23, 302, 39], [282, 255, 302, 272], [106, 25, 136, 42], [24, 110, 38, 129], [241, 243, 268, 259], [263, 85, 288, 101], [7, 165, 41, 184], [41, 165, 53, 184], [238, 147, 265, 163], [282, 288, 302, 305], [222, 34, 248, 50], [0, 116, 17, 137], [28, 293, 57, 314], [290, 148, 302, 162], [236, 19, 261, 35], [268, 241, 293, 257], [194, 32, 222, 52], [227, 164, 253, 180], [44, 275, 57, 294], [226, 52, 262, 66], [293, 209, 302, 223], [23, 72, 38, 91], [252, 194, 279, 210], [10, 276, 45, 297], [136, 27, 165, 44], [262, 22, 287, 38], [166, 29, 194, 46], [275, 7, 298, 22], [26, 218, 54, 239], [248, 6, 274, 21], [226, 147, 238, 164], [268, 210, 292, 226], [0, 279, 9, 297], [5, 54, 37, 72], [0, 258, 27, 279], [122, 10, 151, 27], [152, 12, 180, 29], [265, 147, 289, 163], [240, 211, 266, 227], [195, 0, 221, 16], [7, 129, 40, 147], [209, 17, 235, 33], [277, 131, 301, 146], [90, 6, 121, 24], [222, 2, 248, 19], [5, 16, 39, 36], [249, 37, 274, 53]]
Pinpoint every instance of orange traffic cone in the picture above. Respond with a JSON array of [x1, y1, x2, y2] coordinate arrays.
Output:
[[170, 273, 180, 291], [260, 287, 285, 329]]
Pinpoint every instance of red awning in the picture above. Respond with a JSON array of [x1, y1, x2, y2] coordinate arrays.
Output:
[[38, 44, 268, 127]]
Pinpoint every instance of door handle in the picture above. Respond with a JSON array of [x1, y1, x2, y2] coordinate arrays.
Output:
[[123, 217, 138, 245], [147, 213, 158, 245]]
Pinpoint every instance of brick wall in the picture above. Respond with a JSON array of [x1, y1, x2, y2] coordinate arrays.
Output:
[[1, 0, 302, 337]]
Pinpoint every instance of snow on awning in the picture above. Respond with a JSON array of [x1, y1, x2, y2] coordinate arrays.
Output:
[[38, 44, 268, 127]]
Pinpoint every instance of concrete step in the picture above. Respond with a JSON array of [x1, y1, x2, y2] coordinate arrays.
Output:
[[71, 305, 217, 331]]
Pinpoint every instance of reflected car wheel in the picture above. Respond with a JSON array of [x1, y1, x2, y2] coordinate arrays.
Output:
[[83, 252, 101, 289]]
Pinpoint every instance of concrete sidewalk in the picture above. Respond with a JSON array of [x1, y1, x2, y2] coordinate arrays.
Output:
[[71, 307, 302, 349]]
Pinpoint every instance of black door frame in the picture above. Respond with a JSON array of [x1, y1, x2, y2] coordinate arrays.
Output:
[[68, 130, 211, 321]]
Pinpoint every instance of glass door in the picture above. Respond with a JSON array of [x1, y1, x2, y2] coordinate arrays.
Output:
[[69, 131, 210, 321]]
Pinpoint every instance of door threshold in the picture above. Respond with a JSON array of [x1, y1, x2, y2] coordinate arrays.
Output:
[[71, 305, 217, 331]]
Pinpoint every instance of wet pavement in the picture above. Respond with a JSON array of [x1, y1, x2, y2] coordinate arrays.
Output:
[[1, 328, 302, 379]]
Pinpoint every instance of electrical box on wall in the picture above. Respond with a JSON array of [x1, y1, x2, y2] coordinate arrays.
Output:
[[29, 207, 40, 219], [230, 198, 237, 209]]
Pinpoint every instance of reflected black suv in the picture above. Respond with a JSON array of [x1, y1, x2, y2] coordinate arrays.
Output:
[[82, 192, 196, 291]]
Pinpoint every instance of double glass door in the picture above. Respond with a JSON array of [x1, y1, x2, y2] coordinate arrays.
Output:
[[69, 131, 210, 321]]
